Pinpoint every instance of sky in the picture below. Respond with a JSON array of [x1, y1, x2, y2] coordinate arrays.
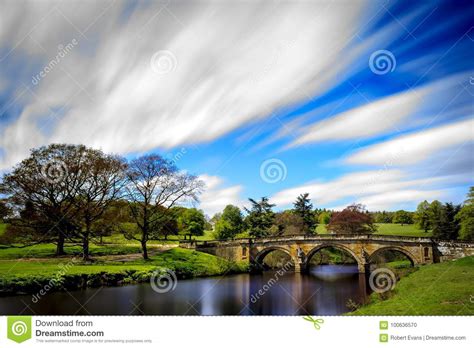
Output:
[[0, 0, 473, 216]]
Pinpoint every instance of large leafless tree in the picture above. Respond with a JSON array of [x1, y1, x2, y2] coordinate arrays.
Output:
[[124, 154, 204, 259]]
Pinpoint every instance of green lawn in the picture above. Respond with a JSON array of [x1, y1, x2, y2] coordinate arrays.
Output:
[[316, 223, 431, 237], [0, 248, 248, 295], [350, 256, 474, 315], [0, 243, 158, 259]]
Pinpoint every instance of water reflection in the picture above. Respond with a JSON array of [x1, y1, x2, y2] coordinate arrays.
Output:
[[0, 265, 367, 315]]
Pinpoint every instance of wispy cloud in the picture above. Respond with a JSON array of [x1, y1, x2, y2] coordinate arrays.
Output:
[[0, 0, 366, 170], [346, 118, 474, 166]]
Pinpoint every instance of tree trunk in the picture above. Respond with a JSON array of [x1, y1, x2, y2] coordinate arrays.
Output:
[[56, 230, 65, 256], [82, 232, 90, 261], [141, 239, 148, 259], [83, 219, 91, 261]]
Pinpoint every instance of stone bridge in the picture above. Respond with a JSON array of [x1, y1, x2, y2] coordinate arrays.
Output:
[[180, 235, 474, 273]]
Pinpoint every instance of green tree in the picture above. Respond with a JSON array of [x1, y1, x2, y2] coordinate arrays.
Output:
[[415, 200, 431, 233], [293, 193, 316, 235], [373, 211, 393, 223], [244, 197, 275, 238], [318, 211, 331, 224], [179, 208, 206, 239], [432, 203, 461, 239], [456, 187, 474, 240], [0, 144, 90, 255], [393, 210, 413, 225], [214, 205, 243, 240], [428, 200, 444, 237]]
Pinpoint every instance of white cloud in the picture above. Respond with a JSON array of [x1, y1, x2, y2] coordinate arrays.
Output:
[[329, 189, 446, 211], [285, 72, 472, 148], [0, 0, 367, 169], [287, 87, 426, 147], [270, 169, 464, 211], [197, 174, 245, 217], [346, 118, 474, 166]]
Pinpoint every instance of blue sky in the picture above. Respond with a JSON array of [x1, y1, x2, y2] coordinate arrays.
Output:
[[0, 0, 473, 215]]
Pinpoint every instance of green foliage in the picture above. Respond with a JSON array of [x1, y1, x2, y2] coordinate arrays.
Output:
[[431, 202, 461, 239], [244, 197, 275, 238], [373, 211, 393, 223], [456, 187, 474, 240], [415, 200, 431, 232], [214, 205, 243, 240], [293, 193, 317, 235], [392, 210, 413, 225], [178, 208, 206, 238], [318, 211, 331, 224]]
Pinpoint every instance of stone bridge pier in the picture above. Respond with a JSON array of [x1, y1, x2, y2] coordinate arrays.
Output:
[[180, 235, 474, 273]]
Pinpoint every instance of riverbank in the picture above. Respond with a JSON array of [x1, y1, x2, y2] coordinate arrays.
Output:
[[349, 256, 474, 315], [0, 248, 248, 296]]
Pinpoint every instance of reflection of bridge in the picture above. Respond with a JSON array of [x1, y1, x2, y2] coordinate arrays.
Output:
[[181, 235, 474, 273]]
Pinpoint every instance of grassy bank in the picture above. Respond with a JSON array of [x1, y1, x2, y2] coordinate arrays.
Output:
[[349, 256, 474, 315], [316, 223, 431, 237], [0, 248, 248, 296]]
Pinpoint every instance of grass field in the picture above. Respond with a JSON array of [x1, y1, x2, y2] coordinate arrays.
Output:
[[316, 223, 431, 237], [0, 248, 248, 295], [350, 256, 474, 315]]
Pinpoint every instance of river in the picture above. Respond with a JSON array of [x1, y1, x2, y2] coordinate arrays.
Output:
[[0, 265, 368, 315]]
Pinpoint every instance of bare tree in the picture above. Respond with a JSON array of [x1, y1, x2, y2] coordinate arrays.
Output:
[[71, 150, 126, 260], [124, 154, 204, 259]]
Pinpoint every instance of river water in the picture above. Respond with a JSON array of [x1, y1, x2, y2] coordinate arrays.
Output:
[[0, 265, 368, 315]]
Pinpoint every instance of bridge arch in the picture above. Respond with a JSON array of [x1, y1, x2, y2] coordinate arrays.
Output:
[[368, 246, 417, 266], [304, 243, 363, 272], [254, 246, 297, 268]]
